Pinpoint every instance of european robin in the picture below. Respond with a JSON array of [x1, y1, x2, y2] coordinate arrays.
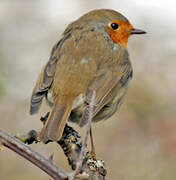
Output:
[[30, 9, 146, 143]]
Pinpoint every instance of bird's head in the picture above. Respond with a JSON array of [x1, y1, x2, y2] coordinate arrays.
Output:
[[70, 9, 146, 48]]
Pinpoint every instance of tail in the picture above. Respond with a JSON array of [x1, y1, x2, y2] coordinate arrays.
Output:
[[39, 96, 73, 142]]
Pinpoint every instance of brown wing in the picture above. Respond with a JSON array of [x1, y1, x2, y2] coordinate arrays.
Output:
[[30, 34, 71, 114], [79, 48, 132, 126]]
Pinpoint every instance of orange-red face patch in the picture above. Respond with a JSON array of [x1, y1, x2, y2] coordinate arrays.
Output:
[[106, 20, 133, 48]]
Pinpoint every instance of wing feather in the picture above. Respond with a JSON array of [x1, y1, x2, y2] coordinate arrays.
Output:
[[80, 50, 132, 126], [30, 34, 71, 114]]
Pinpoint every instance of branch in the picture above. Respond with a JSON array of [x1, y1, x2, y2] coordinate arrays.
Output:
[[0, 91, 107, 179], [0, 129, 69, 180], [71, 91, 96, 179]]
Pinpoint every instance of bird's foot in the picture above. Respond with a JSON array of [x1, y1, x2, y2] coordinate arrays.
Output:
[[90, 150, 96, 160]]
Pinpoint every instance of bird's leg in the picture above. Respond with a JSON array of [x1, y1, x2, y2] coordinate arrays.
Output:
[[90, 126, 96, 160]]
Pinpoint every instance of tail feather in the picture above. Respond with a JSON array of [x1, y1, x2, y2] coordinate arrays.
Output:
[[39, 97, 73, 142]]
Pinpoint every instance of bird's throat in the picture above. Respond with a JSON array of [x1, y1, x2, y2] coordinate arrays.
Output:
[[107, 29, 129, 48]]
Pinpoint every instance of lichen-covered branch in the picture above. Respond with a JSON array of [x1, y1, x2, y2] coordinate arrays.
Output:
[[15, 124, 106, 179], [0, 91, 107, 179]]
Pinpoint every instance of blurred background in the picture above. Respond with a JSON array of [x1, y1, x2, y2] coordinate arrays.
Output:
[[0, 0, 176, 179]]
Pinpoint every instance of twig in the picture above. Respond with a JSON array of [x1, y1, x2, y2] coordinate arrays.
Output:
[[0, 91, 106, 180], [71, 91, 96, 179], [0, 129, 69, 180], [16, 124, 107, 180]]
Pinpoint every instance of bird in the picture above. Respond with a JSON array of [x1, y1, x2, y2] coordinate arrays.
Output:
[[30, 9, 146, 144]]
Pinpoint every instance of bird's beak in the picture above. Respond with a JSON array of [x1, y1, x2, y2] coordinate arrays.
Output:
[[130, 28, 146, 35]]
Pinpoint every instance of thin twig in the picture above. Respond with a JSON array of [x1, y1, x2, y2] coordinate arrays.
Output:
[[0, 129, 70, 180], [71, 91, 96, 179]]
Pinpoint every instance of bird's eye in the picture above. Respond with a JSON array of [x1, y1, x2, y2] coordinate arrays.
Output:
[[111, 23, 119, 30]]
